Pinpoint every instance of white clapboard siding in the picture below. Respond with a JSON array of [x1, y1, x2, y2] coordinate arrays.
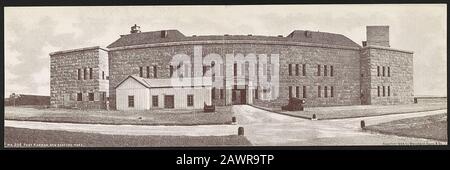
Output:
[[116, 78, 150, 110], [150, 87, 211, 109]]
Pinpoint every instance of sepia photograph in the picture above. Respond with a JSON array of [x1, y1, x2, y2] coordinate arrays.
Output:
[[3, 4, 447, 148]]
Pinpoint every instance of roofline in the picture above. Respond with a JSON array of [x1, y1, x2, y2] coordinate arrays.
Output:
[[108, 40, 361, 51], [115, 76, 213, 89], [362, 45, 413, 54], [49, 46, 108, 56], [107, 29, 361, 49], [115, 75, 151, 89]]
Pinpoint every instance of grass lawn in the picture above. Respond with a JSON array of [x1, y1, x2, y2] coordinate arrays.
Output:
[[365, 113, 447, 141], [5, 106, 233, 125], [4, 127, 252, 147], [270, 102, 448, 120]]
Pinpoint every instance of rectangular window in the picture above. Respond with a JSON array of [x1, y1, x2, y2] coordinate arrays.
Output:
[[303, 86, 306, 98], [318, 86, 321, 97], [330, 66, 334, 77], [302, 64, 306, 76], [102, 71, 105, 80], [295, 64, 299, 76], [78, 69, 82, 80], [377, 66, 380, 77], [377, 86, 380, 97], [388, 86, 391, 96], [77, 93, 82, 101], [147, 66, 150, 78], [382, 66, 385, 77], [139, 67, 143, 77], [187, 95, 194, 106], [288, 64, 292, 76], [212, 88, 216, 100], [84, 68, 87, 80], [152, 95, 158, 107], [232, 90, 236, 101], [234, 63, 237, 76], [324, 65, 328, 76], [88, 93, 94, 101], [331, 86, 334, 97], [383, 86, 385, 96], [212, 73, 215, 82], [101, 92, 106, 101], [153, 65, 158, 78], [170, 65, 174, 77], [388, 67, 390, 77], [317, 65, 321, 76], [254, 88, 258, 99], [89, 68, 93, 79], [296, 86, 300, 98], [128, 96, 134, 107], [324, 86, 328, 98], [288, 86, 292, 98], [220, 89, 224, 99], [203, 65, 207, 76]]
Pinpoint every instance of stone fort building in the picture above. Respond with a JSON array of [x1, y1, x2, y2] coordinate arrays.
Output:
[[49, 25, 413, 110]]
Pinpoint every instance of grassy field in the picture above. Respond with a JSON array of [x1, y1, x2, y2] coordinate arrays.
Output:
[[365, 113, 447, 141], [274, 102, 448, 120], [4, 106, 233, 125], [4, 127, 252, 147]]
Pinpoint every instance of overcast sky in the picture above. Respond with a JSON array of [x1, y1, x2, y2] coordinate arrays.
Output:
[[4, 4, 447, 97]]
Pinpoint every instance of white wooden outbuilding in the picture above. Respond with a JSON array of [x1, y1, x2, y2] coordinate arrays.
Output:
[[115, 75, 212, 110]]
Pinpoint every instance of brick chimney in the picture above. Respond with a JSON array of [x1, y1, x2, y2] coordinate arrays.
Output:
[[366, 26, 390, 47]]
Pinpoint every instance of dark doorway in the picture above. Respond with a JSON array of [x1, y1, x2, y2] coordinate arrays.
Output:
[[164, 95, 174, 108], [232, 89, 247, 105]]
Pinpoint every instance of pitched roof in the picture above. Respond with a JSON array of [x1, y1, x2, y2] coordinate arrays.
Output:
[[115, 75, 212, 89], [286, 30, 361, 48], [106, 30, 361, 48]]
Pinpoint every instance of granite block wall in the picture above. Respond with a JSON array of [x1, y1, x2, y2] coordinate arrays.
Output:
[[50, 46, 109, 109], [360, 46, 414, 105]]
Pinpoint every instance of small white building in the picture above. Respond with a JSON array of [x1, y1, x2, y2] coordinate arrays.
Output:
[[115, 75, 212, 110]]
